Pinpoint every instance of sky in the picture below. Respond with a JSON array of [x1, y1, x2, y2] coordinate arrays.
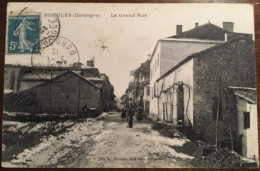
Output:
[[6, 3, 255, 97]]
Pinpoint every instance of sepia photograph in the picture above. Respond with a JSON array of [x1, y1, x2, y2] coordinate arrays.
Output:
[[1, 2, 258, 168]]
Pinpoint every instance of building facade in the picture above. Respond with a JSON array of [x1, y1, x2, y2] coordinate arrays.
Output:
[[147, 21, 256, 160], [228, 87, 258, 162], [123, 59, 150, 112], [4, 71, 101, 114], [4, 61, 115, 113], [155, 37, 255, 150], [150, 38, 223, 117], [149, 22, 253, 119]]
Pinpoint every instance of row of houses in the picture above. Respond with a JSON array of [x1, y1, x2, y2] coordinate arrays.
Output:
[[122, 59, 151, 114], [4, 61, 115, 114], [123, 22, 258, 162]]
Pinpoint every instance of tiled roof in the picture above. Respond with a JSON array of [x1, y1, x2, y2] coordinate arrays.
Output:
[[81, 68, 100, 77], [228, 86, 257, 104], [70, 71, 101, 89], [168, 23, 227, 41], [21, 73, 59, 80], [17, 70, 101, 94]]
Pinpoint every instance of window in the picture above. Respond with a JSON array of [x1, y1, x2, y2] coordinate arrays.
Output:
[[243, 112, 250, 129], [154, 82, 157, 96], [163, 102, 165, 115], [158, 54, 160, 66], [146, 86, 150, 95], [150, 68, 152, 80], [166, 102, 168, 115], [151, 86, 153, 98], [155, 59, 157, 71], [212, 97, 222, 121]]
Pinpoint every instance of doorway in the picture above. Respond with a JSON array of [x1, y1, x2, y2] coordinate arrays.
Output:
[[177, 84, 184, 125]]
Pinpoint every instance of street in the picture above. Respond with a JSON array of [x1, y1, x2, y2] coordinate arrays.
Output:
[[78, 112, 193, 168], [2, 111, 194, 168]]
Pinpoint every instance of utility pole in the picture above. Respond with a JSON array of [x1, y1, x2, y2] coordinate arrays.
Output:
[[229, 122, 233, 151], [215, 65, 222, 150]]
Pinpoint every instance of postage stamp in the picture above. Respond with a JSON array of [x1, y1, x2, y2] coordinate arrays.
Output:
[[7, 14, 40, 54]]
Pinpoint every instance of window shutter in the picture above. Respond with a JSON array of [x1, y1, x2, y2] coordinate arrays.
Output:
[[243, 112, 250, 129]]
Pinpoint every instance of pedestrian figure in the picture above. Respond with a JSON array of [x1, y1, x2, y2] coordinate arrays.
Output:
[[136, 106, 143, 121], [126, 107, 129, 122], [128, 106, 134, 128], [121, 108, 126, 121], [82, 104, 89, 118]]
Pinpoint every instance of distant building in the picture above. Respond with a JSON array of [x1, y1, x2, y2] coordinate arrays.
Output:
[[87, 73, 115, 111], [135, 60, 150, 113], [124, 59, 150, 112]]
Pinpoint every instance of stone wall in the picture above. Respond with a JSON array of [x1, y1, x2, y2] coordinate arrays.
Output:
[[193, 38, 256, 144]]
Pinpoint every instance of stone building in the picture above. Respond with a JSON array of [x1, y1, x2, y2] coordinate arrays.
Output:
[[155, 37, 255, 148], [4, 61, 115, 113], [4, 70, 101, 114], [228, 87, 258, 162], [123, 59, 150, 112], [148, 21, 256, 160], [149, 22, 253, 118]]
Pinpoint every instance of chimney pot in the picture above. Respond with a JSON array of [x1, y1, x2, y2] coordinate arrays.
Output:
[[195, 22, 199, 27], [223, 22, 234, 32], [176, 25, 182, 38], [87, 60, 94, 67]]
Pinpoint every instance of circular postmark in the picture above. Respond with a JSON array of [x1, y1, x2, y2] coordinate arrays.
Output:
[[31, 36, 80, 83], [40, 15, 61, 48]]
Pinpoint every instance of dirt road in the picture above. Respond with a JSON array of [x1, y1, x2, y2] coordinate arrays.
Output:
[[2, 112, 194, 168], [78, 112, 193, 168]]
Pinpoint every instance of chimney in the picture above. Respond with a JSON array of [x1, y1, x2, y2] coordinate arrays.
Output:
[[72, 62, 82, 71], [176, 25, 182, 38], [87, 60, 94, 67], [223, 22, 234, 32], [195, 22, 199, 28]]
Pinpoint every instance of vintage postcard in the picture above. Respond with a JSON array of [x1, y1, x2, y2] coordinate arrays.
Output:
[[2, 2, 258, 168]]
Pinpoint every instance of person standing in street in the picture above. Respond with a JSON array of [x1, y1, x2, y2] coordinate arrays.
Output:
[[136, 106, 143, 121], [128, 106, 134, 128], [121, 108, 126, 121]]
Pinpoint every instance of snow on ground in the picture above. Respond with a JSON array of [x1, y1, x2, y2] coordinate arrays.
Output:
[[80, 113, 194, 168], [3, 120, 75, 134], [2, 115, 105, 168], [4, 121, 30, 133], [2, 112, 194, 168]]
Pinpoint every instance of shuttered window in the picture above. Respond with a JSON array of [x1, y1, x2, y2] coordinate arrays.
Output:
[[243, 112, 250, 129]]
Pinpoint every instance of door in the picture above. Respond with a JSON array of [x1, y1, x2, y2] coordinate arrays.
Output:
[[145, 100, 149, 114], [177, 84, 184, 125]]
